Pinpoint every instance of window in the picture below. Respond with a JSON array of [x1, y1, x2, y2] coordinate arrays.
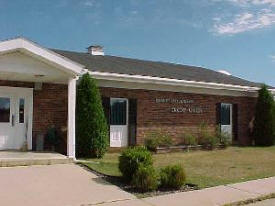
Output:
[[19, 98, 25, 123], [0, 97, 10, 123], [110, 99, 127, 125], [221, 103, 231, 125]]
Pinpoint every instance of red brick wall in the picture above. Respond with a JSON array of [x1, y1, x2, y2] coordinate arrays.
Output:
[[33, 83, 68, 153], [0, 80, 257, 151], [100, 87, 257, 146], [0, 81, 68, 153]]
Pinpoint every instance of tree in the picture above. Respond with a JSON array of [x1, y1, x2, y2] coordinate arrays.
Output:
[[76, 73, 109, 158], [253, 85, 275, 146]]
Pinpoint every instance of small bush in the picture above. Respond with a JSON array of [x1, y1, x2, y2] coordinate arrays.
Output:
[[200, 135, 219, 149], [216, 126, 231, 148], [220, 133, 231, 148], [144, 129, 172, 151], [119, 147, 153, 182], [160, 164, 186, 189], [158, 134, 172, 147], [132, 165, 159, 192], [184, 133, 198, 146], [198, 122, 210, 143], [197, 122, 219, 149], [144, 137, 159, 152]]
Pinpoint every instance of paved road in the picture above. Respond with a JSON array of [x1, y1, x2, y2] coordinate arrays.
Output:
[[0, 164, 137, 206], [249, 198, 275, 206]]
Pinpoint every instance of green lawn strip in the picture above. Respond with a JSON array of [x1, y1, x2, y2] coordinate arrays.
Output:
[[223, 193, 275, 206], [80, 161, 121, 177], [153, 146, 275, 188], [79, 146, 275, 189]]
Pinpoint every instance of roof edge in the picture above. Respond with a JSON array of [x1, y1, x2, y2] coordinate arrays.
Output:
[[88, 71, 261, 93]]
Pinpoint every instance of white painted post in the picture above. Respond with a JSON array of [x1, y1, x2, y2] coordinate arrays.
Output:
[[67, 77, 77, 159]]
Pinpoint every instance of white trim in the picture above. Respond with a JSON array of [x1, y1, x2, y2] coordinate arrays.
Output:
[[220, 103, 233, 126], [0, 37, 84, 76], [110, 98, 129, 147], [97, 79, 258, 97], [89, 71, 261, 95], [67, 78, 76, 159], [110, 97, 129, 126], [28, 91, 33, 150], [220, 103, 233, 140]]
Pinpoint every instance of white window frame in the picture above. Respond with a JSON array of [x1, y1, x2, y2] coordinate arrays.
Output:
[[221, 103, 232, 126], [110, 98, 129, 126]]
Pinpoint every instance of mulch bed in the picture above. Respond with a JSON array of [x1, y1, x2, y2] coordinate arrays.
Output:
[[78, 163, 199, 198], [156, 144, 226, 153]]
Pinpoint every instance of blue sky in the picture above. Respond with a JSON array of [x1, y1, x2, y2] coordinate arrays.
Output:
[[0, 0, 275, 86]]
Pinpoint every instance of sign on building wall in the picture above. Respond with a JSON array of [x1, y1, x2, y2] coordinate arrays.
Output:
[[155, 98, 206, 114]]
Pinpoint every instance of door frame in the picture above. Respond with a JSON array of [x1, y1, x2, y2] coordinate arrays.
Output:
[[0, 86, 33, 150], [220, 103, 233, 139], [110, 97, 129, 147]]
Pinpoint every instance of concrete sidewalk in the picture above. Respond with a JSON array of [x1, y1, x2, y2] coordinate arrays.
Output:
[[0, 151, 73, 167], [2, 164, 274, 206], [100, 177, 275, 206], [0, 164, 135, 206]]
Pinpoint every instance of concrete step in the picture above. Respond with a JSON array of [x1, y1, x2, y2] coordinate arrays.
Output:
[[0, 158, 74, 167]]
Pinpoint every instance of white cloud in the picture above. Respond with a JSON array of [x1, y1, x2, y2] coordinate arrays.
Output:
[[226, 0, 275, 6], [130, 10, 138, 15], [213, 9, 275, 34], [270, 55, 275, 62], [83, 0, 96, 7]]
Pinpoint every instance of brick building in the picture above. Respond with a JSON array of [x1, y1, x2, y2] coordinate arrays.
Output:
[[55, 44, 274, 148], [0, 37, 274, 159]]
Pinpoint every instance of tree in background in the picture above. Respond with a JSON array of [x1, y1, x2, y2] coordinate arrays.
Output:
[[253, 85, 275, 146], [76, 73, 109, 158]]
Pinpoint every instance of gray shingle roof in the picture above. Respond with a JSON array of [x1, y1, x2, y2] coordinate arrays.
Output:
[[52, 49, 264, 88]]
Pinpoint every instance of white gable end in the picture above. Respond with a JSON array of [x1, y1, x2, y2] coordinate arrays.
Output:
[[0, 37, 85, 77], [0, 51, 72, 83]]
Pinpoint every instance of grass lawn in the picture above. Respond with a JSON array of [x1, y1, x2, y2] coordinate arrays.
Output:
[[81, 146, 275, 189]]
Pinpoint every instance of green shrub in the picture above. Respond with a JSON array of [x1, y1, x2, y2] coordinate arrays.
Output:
[[200, 135, 219, 149], [158, 134, 172, 147], [160, 164, 186, 189], [144, 137, 159, 152], [76, 73, 109, 158], [119, 147, 153, 182], [132, 165, 159, 192], [253, 85, 275, 146], [197, 122, 219, 149], [184, 133, 198, 146], [144, 129, 172, 151], [216, 126, 231, 148], [197, 122, 210, 142], [220, 133, 231, 148]]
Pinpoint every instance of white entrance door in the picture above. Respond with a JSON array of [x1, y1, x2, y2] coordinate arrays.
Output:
[[220, 103, 232, 140], [0, 94, 15, 149], [110, 98, 128, 147], [0, 87, 33, 150]]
